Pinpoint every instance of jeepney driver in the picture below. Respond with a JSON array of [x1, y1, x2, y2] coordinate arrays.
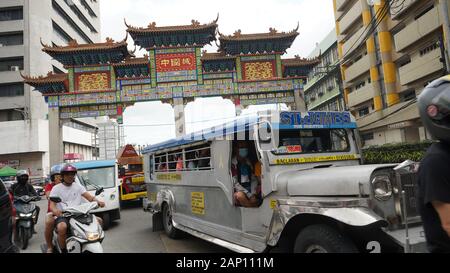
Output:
[[417, 76, 450, 253], [232, 141, 262, 208], [49, 164, 105, 253]]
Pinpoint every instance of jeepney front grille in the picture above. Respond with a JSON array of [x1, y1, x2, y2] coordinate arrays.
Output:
[[398, 172, 420, 221]]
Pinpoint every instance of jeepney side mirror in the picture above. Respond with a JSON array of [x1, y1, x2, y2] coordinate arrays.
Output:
[[256, 121, 277, 153]]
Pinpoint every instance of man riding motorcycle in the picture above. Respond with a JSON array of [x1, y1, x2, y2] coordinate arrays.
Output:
[[49, 164, 105, 253], [44, 164, 63, 253], [10, 170, 41, 233]]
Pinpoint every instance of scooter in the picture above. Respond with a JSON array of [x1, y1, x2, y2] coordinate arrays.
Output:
[[43, 188, 105, 253], [13, 195, 41, 250]]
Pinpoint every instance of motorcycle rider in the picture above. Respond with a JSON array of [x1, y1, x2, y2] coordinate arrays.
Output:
[[49, 164, 105, 253], [10, 170, 41, 233], [44, 164, 63, 253], [417, 75, 450, 253]]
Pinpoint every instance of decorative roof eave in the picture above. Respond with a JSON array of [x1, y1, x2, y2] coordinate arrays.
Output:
[[40, 35, 129, 54], [112, 55, 149, 67], [125, 14, 219, 34], [201, 51, 236, 61], [218, 23, 299, 42], [21, 71, 68, 85], [282, 55, 320, 67]]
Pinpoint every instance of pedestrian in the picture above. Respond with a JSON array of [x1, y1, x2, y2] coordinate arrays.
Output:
[[417, 75, 450, 253]]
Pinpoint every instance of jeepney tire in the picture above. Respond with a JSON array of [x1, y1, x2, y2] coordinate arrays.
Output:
[[162, 203, 183, 239], [102, 213, 111, 231], [293, 225, 358, 253]]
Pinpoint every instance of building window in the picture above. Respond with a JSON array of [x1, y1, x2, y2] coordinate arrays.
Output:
[[401, 90, 416, 102], [0, 109, 24, 122], [359, 107, 370, 117], [52, 1, 92, 44], [63, 0, 98, 33], [0, 57, 24, 72], [420, 42, 439, 56], [361, 133, 374, 141], [0, 83, 24, 97], [0, 32, 23, 46], [53, 21, 73, 44], [80, 0, 98, 18], [0, 7, 23, 21]]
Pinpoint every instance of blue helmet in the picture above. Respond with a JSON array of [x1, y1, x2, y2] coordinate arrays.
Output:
[[50, 164, 63, 181]]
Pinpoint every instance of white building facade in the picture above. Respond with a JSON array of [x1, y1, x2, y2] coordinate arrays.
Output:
[[0, 0, 101, 177]]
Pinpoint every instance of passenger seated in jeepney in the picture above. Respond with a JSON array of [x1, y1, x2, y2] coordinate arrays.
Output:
[[197, 148, 211, 169], [231, 141, 262, 208]]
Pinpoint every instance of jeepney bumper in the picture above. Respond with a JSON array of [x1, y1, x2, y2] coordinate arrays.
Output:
[[384, 226, 428, 253]]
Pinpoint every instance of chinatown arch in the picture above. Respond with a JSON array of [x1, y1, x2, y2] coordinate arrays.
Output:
[[23, 16, 319, 166]]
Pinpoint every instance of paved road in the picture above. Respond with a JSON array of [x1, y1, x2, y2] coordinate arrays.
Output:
[[21, 199, 229, 253]]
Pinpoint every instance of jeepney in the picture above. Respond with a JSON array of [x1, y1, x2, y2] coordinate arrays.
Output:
[[142, 111, 426, 253], [117, 145, 147, 203]]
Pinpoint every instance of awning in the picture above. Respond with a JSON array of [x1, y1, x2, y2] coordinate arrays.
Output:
[[0, 166, 17, 177]]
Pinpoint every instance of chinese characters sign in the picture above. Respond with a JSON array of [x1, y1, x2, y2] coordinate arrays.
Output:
[[75, 72, 110, 92], [156, 53, 196, 72], [242, 61, 276, 81]]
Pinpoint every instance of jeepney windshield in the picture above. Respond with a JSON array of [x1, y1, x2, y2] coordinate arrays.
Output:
[[77, 167, 116, 190], [273, 129, 350, 155]]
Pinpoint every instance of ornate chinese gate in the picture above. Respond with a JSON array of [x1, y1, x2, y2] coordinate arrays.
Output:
[[23, 16, 319, 165]]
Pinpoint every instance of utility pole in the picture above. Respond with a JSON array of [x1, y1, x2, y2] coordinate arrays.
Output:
[[440, 0, 450, 73]]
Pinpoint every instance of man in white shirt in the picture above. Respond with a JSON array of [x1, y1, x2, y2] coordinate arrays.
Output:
[[49, 164, 105, 253]]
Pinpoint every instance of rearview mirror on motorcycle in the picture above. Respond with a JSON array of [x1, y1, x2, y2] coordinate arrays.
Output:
[[95, 187, 104, 196], [49, 196, 62, 203]]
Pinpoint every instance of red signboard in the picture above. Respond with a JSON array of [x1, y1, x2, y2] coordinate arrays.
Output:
[[64, 153, 84, 160], [156, 53, 196, 72]]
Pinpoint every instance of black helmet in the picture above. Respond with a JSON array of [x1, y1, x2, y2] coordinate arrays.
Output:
[[418, 76, 450, 143]]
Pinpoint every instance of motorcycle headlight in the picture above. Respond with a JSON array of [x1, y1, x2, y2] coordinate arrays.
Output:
[[372, 175, 392, 201], [73, 229, 87, 240], [19, 213, 32, 218], [86, 232, 100, 241]]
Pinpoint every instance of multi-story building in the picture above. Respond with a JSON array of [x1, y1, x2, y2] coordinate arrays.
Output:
[[304, 29, 345, 112], [333, 0, 448, 147], [0, 0, 101, 176], [96, 121, 124, 161]]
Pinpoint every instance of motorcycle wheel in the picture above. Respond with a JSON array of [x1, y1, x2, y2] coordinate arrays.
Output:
[[20, 227, 29, 250]]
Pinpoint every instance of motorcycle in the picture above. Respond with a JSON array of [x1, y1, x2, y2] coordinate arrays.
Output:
[[13, 195, 41, 250], [43, 188, 105, 253]]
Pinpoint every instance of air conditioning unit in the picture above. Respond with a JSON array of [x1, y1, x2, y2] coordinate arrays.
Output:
[[10, 66, 20, 71]]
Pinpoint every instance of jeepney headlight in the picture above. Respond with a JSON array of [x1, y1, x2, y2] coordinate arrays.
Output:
[[372, 175, 392, 201]]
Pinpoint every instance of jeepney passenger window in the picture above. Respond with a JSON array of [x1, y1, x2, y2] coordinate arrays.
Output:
[[185, 144, 211, 171], [156, 153, 168, 172], [166, 149, 183, 172]]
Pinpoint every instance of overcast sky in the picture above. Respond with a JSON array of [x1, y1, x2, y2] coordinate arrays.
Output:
[[99, 0, 335, 146]]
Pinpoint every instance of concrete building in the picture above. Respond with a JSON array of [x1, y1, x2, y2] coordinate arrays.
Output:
[[304, 29, 345, 112], [0, 0, 101, 177], [333, 0, 448, 147], [96, 121, 124, 161]]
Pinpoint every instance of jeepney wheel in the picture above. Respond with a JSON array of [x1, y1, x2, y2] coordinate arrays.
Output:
[[293, 225, 358, 253], [162, 203, 183, 239]]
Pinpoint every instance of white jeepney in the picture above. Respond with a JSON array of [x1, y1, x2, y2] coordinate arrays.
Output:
[[142, 111, 426, 253]]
